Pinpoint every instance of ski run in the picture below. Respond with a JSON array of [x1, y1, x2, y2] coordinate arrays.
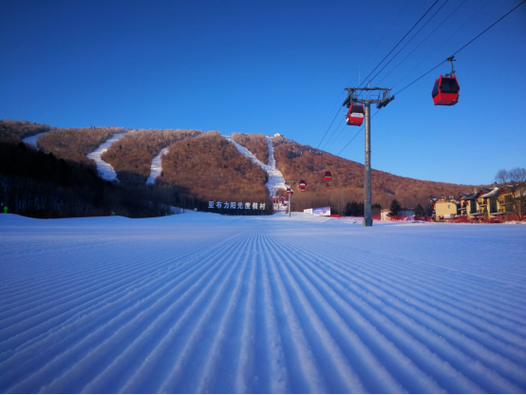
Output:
[[227, 135, 286, 196], [24, 131, 287, 197], [1, 212, 525, 393]]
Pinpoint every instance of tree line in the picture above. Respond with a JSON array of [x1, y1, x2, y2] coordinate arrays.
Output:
[[0, 119, 55, 144], [0, 142, 179, 218]]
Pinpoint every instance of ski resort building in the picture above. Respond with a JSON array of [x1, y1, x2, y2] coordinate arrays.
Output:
[[431, 186, 524, 222]]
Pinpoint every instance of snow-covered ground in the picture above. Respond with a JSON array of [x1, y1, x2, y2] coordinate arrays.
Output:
[[1, 212, 525, 393], [146, 147, 169, 185], [87, 131, 129, 182]]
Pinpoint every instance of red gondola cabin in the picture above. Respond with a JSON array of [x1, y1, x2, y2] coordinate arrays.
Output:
[[346, 103, 365, 126], [432, 75, 460, 106], [323, 171, 332, 181], [299, 179, 306, 192]]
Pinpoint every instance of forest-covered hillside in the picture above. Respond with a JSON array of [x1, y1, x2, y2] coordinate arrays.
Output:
[[270, 136, 478, 211], [0, 120, 479, 217]]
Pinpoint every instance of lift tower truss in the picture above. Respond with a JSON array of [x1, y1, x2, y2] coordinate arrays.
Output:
[[343, 87, 394, 226]]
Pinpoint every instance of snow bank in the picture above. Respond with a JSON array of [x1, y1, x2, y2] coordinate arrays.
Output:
[[1, 213, 525, 393]]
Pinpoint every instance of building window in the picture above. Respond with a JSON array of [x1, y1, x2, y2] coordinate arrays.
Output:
[[490, 197, 497, 213], [470, 200, 477, 214]]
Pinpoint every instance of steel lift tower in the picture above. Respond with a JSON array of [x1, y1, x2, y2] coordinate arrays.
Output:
[[343, 87, 394, 226]]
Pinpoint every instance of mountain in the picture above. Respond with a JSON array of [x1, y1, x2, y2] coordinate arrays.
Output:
[[269, 135, 480, 211], [0, 120, 481, 217]]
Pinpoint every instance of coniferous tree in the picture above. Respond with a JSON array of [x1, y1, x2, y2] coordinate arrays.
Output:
[[414, 203, 425, 217], [389, 199, 402, 217]]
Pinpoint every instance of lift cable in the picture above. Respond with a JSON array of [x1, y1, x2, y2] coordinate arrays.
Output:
[[450, 0, 525, 58], [336, 109, 380, 157], [337, 0, 524, 158], [378, 0, 470, 84], [390, 0, 493, 91], [394, 0, 526, 97], [316, 106, 343, 149], [329, 1, 442, 154], [367, 0, 450, 86], [317, 0, 411, 150], [360, 0, 441, 87], [376, 0, 466, 86], [346, 0, 412, 87], [320, 117, 345, 151]]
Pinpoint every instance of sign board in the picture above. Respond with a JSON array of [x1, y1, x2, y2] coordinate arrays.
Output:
[[311, 207, 331, 217]]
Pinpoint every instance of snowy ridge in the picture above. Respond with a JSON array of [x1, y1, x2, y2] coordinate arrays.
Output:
[[1, 213, 525, 393], [87, 131, 130, 182], [146, 147, 169, 185], [227, 135, 286, 196]]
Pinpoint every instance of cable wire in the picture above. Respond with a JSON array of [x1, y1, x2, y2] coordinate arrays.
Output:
[[346, 0, 412, 87], [321, 117, 345, 151], [316, 106, 343, 149], [332, 1, 442, 155], [336, 109, 380, 157], [394, 0, 525, 96], [317, 0, 411, 150], [368, 0, 450, 85], [328, 0, 525, 158], [451, 0, 525, 57], [360, 0, 441, 86], [376, 0, 465, 86], [390, 0, 494, 91]]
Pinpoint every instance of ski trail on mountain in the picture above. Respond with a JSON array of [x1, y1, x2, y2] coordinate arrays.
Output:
[[265, 136, 287, 197], [22, 132, 50, 149], [87, 131, 130, 182], [146, 147, 169, 185], [226, 135, 286, 197]]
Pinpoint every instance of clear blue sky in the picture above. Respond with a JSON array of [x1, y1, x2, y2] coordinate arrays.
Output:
[[1, 0, 525, 185]]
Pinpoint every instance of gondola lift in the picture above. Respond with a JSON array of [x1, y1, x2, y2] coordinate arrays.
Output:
[[323, 171, 332, 181], [298, 179, 306, 192], [346, 103, 365, 126], [432, 56, 460, 106]]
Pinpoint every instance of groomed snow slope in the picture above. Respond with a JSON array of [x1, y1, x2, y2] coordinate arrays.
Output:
[[227, 135, 286, 197], [146, 147, 169, 185], [87, 131, 129, 182], [1, 213, 525, 393]]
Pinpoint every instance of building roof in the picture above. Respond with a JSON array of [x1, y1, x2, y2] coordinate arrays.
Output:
[[480, 187, 500, 198], [459, 188, 492, 200], [459, 193, 477, 201]]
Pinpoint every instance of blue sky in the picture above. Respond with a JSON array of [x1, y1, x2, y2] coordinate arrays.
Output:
[[1, 0, 525, 185]]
